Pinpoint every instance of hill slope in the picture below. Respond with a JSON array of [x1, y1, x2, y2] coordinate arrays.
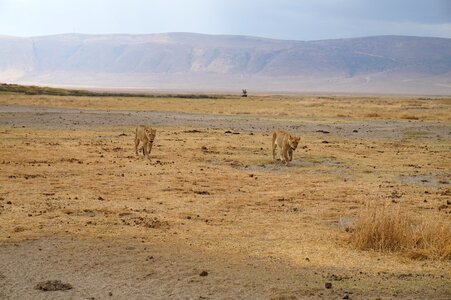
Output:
[[1, 33, 450, 94]]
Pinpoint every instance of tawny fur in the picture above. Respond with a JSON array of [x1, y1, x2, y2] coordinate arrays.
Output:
[[272, 130, 300, 166], [134, 125, 157, 160]]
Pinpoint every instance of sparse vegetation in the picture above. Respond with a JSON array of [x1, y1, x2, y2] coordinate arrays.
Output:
[[0, 90, 450, 298], [350, 203, 451, 260]]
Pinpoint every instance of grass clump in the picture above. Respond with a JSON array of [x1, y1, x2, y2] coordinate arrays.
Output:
[[350, 203, 451, 260]]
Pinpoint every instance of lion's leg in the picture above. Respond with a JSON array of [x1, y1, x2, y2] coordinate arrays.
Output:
[[143, 141, 149, 159], [272, 132, 277, 161], [146, 143, 152, 160], [279, 143, 284, 161], [272, 142, 277, 161], [282, 146, 290, 166], [135, 138, 140, 156], [288, 148, 293, 161]]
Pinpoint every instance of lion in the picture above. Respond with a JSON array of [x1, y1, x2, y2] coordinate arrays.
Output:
[[272, 130, 300, 166], [134, 125, 157, 160]]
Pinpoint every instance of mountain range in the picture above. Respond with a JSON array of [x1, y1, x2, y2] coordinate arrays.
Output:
[[1, 33, 450, 95]]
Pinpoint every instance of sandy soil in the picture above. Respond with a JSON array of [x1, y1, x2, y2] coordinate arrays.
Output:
[[0, 95, 450, 299]]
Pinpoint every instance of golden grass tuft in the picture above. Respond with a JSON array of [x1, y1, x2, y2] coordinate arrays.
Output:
[[350, 203, 451, 260]]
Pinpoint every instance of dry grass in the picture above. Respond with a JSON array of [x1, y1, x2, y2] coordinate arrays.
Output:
[[1, 91, 450, 121], [351, 203, 451, 260], [0, 92, 450, 297]]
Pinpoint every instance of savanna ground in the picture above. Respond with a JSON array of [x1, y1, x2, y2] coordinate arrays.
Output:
[[0, 91, 450, 299]]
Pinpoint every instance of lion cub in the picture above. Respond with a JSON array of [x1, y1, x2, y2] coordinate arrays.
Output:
[[272, 130, 300, 166], [134, 125, 157, 160]]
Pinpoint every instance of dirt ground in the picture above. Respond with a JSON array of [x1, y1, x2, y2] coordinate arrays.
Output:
[[0, 94, 450, 299]]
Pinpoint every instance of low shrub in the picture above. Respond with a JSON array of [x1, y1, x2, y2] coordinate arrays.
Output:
[[350, 203, 451, 260]]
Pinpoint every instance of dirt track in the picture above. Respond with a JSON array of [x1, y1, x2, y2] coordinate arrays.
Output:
[[0, 98, 450, 299], [1, 104, 449, 140]]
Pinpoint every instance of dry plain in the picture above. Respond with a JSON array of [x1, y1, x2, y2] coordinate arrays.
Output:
[[0, 92, 450, 299]]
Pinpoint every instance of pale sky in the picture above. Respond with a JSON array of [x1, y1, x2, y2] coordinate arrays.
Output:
[[0, 0, 450, 40]]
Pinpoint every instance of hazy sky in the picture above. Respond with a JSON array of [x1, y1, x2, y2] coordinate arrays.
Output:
[[1, 0, 450, 40]]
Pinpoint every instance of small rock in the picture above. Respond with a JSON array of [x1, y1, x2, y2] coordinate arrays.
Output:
[[199, 271, 208, 277], [325, 282, 332, 289], [316, 130, 330, 134], [35, 280, 73, 291]]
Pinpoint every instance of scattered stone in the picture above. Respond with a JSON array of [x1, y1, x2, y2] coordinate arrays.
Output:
[[321, 141, 329, 144], [316, 130, 330, 134], [35, 280, 73, 291], [184, 130, 201, 133], [98, 196, 105, 201], [194, 190, 210, 195], [6, 201, 12, 205], [199, 271, 209, 277], [438, 204, 447, 211], [269, 295, 297, 300], [118, 133, 128, 136], [325, 282, 332, 289]]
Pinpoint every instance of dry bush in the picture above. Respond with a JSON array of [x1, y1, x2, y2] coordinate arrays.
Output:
[[400, 114, 420, 120], [350, 203, 451, 260], [364, 113, 381, 118]]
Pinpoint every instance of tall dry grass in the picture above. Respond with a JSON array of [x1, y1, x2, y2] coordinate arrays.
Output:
[[350, 203, 451, 260]]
